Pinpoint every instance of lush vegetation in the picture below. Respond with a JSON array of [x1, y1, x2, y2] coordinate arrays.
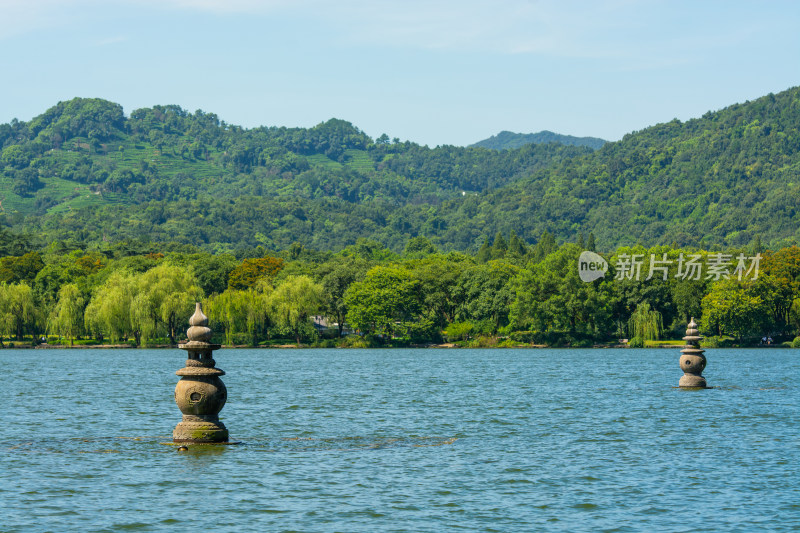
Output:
[[0, 98, 590, 252], [470, 130, 607, 151], [1, 87, 800, 348], [1, 87, 800, 254], [1, 235, 798, 348]]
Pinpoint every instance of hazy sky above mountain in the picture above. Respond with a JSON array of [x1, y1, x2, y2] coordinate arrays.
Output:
[[1, 0, 798, 146]]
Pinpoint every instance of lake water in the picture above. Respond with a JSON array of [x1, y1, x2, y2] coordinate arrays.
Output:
[[1, 348, 798, 532]]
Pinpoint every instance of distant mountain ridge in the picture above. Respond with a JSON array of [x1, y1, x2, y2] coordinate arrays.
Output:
[[471, 130, 607, 151], [2, 86, 800, 253]]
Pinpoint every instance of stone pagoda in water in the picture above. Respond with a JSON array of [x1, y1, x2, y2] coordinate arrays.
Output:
[[173, 302, 229, 443], [679, 317, 707, 388]]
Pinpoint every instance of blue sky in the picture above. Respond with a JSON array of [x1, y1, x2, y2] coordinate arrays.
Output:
[[1, 0, 798, 146]]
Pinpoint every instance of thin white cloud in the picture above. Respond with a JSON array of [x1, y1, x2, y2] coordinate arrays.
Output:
[[0, 0, 72, 39], [297, 0, 675, 60], [0, 0, 791, 69], [93, 35, 128, 46], [128, 0, 302, 14], [0, 0, 644, 55], [0, 0, 289, 39]]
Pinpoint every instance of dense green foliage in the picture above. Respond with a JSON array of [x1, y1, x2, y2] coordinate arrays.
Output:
[[2, 87, 800, 253], [471, 130, 607, 150], [0, 98, 588, 252], [1, 237, 798, 347], [1, 88, 799, 347]]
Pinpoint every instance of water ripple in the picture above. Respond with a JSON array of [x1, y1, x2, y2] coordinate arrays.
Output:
[[1, 348, 798, 532]]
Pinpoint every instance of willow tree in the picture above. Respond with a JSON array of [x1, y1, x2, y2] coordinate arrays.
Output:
[[206, 290, 246, 346], [206, 285, 271, 346], [0, 282, 37, 342], [49, 283, 85, 346], [0, 283, 15, 346], [85, 272, 136, 344], [133, 264, 203, 345], [628, 302, 663, 342], [270, 275, 324, 345], [244, 280, 273, 345], [85, 266, 201, 346]]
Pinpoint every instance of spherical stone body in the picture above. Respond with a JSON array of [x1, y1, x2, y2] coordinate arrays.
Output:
[[679, 353, 706, 374], [174, 375, 227, 416], [679, 373, 707, 388]]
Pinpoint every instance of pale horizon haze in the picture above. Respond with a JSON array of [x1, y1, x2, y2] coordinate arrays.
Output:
[[1, 0, 798, 146]]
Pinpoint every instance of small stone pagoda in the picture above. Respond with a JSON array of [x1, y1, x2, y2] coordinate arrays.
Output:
[[679, 317, 707, 388], [173, 302, 229, 443]]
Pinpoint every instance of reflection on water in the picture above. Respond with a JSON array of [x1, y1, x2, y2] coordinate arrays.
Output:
[[2, 348, 799, 532]]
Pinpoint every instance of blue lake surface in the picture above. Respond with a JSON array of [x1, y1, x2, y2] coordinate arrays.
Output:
[[2, 347, 798, 532]]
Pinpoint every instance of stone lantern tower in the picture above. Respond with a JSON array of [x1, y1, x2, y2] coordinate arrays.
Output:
[[679, 317, 707, 388], [173, 302, 229, 443]]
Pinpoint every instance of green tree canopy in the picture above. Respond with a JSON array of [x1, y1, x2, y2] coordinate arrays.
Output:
[[227, 256, 285, 290], [510, 244, 612, 335], [345, 265, 421, 338], [318, 256, 370, 337], [701, 279, 769, 339]]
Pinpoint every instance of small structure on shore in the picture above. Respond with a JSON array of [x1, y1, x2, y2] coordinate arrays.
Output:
[[679, 317, 707, 388], [173, 303, 229, 443]]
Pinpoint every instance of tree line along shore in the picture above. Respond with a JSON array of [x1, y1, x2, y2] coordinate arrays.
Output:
[[2, 234, 799, 349]]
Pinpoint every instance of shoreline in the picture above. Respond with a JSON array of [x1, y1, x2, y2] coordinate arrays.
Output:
[[1, 342, 790, 350]]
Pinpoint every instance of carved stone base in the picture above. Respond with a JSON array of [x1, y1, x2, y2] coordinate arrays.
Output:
[[679, 373, 707, 388], [174, 415, 229, 443]]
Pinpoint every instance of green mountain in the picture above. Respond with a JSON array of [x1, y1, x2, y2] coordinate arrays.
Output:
[[470, 130, 607, 151], [1, 87, 800, 254], [0, 99, 591, 252]]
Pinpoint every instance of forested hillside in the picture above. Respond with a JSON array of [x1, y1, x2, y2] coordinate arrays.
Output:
[[470, 130, 607, 150], [1, 87, 800, 254], [483, 89, 800, 250]]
